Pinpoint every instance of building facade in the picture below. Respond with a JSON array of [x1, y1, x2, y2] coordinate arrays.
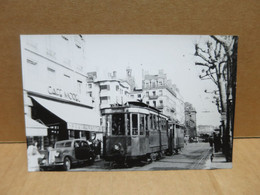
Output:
[[141, 70, 185, 125], [21, 35, 100, 149], [86, 71, 131, 110], [184, 102, 197, 137]]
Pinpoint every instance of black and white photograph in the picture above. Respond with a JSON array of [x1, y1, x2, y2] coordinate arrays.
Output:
[[21, 35, 238, 172]]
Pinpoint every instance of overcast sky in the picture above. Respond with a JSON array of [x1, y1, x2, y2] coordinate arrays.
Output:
[[84, 35, 220, 127]]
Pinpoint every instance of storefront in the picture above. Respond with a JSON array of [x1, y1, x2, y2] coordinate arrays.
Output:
[[29, 95, 100, 148], [25, 115, 48, 150]]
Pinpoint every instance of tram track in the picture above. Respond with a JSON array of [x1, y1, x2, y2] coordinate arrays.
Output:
[[190, 147, 212, 169]]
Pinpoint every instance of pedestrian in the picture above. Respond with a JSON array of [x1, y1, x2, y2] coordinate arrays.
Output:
[[184, 135, 188, 145], [215, 134, 221, 152], [27, 141, 44, 171], [213, 133, 221, 152], [209, 136, 213, 147], [96, 139, 102, 159]]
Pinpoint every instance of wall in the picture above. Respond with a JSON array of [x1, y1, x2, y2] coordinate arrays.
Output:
[[21, 35, 91, 105], [0, 0, 259, 141]]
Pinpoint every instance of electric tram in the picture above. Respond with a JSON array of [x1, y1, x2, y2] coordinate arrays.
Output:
[[101, 101, 184, 165]]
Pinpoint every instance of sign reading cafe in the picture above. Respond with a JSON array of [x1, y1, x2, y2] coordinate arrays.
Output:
[[48, 86, 80, 102]]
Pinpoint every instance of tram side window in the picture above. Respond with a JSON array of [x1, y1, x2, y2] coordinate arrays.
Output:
[[140, 114, 145, 135], [145, 115, 148, 130], [158, 117, 161, 131], [153, 115, 157, 130], [161, 119, 165, 131], [112, 114, 125, 135], [106, 115, 112, 135], [132, 114, 138, 135], [150, 114, 153, 130], [164, 119, 168, 131], [126, 114, 130, 136], [161, 118, 165, 131], [145, 115, 149, 135]]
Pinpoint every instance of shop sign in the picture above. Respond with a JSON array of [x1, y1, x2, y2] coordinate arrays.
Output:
[[48, 86, 80, 103], [67, 123, 101, 132]]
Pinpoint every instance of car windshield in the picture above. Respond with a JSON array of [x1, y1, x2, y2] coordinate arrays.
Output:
[[55, 141, 72, 148], [55, 142, 64, 148]]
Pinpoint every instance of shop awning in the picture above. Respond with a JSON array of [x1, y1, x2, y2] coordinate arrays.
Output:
[[25, 116, 48, 136], [30, 96, 101, 132]]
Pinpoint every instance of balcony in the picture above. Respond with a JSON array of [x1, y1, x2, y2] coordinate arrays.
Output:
[[149, 95, 159, 100]]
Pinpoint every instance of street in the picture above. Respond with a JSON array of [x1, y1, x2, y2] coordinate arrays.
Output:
[[70, 142, 213, 171]]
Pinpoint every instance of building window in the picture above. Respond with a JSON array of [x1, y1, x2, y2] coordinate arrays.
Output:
[[47, 67, 55, 73], [100, 96, 110, 104], [153, 101, 156, 107], [116, 85, 119, 91], [77, 80, 82, 93], [88, 92, 92, 97], [100, 85, 110, 90], [64, 74, 70, 78], [61, 35, 69, 41], [75, 44, 81, 49], [26, 58, 37, 65], [146, 101, 149, 105], [138, 94, 141, 98], [88, 84, 92, 89], [153, 91, 156, 96], [160, 100, 163, 106], [159, 90, 163, 96], [146, 91, 149, 97], [100, 96, 109, 100]]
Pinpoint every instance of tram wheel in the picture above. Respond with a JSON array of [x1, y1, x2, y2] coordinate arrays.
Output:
[[150, 153, 157, 161]]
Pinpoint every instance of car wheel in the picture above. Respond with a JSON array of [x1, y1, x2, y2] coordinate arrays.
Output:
[[63, 157, 71, 171]]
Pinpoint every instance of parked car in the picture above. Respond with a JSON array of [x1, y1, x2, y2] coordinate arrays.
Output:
[[39, 139, 96, 171]]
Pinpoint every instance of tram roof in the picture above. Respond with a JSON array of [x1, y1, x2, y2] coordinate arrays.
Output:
[[101, 101, 161, 113], [127, 101, 161, 112]]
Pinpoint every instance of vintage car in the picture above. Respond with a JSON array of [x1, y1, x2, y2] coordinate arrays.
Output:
[[40, 139, 95, 171]]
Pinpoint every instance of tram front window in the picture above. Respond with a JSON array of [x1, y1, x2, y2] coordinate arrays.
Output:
[[132, 114, 138, 135], [112, 114, 125, 135]]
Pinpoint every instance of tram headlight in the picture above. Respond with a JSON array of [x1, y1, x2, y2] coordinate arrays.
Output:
[[114, 144, 120, 151]]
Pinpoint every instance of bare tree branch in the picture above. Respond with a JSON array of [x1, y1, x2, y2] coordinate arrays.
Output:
[[195, 62, 210, 67]]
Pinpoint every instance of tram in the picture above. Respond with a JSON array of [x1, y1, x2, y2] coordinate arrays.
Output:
[[101, 101, 184, 165], [168, 122, 185, 154]]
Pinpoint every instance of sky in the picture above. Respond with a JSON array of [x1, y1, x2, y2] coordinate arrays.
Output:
[[83, 35, 221, 127]]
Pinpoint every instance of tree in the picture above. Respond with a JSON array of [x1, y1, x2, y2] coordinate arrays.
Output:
[[194, 35, 238, 161]]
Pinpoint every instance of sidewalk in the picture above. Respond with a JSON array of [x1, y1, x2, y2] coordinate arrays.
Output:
[[205, 150, 232, 169]]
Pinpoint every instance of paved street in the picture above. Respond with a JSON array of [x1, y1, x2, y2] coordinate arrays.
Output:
[[70, 142, 213, 171]]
